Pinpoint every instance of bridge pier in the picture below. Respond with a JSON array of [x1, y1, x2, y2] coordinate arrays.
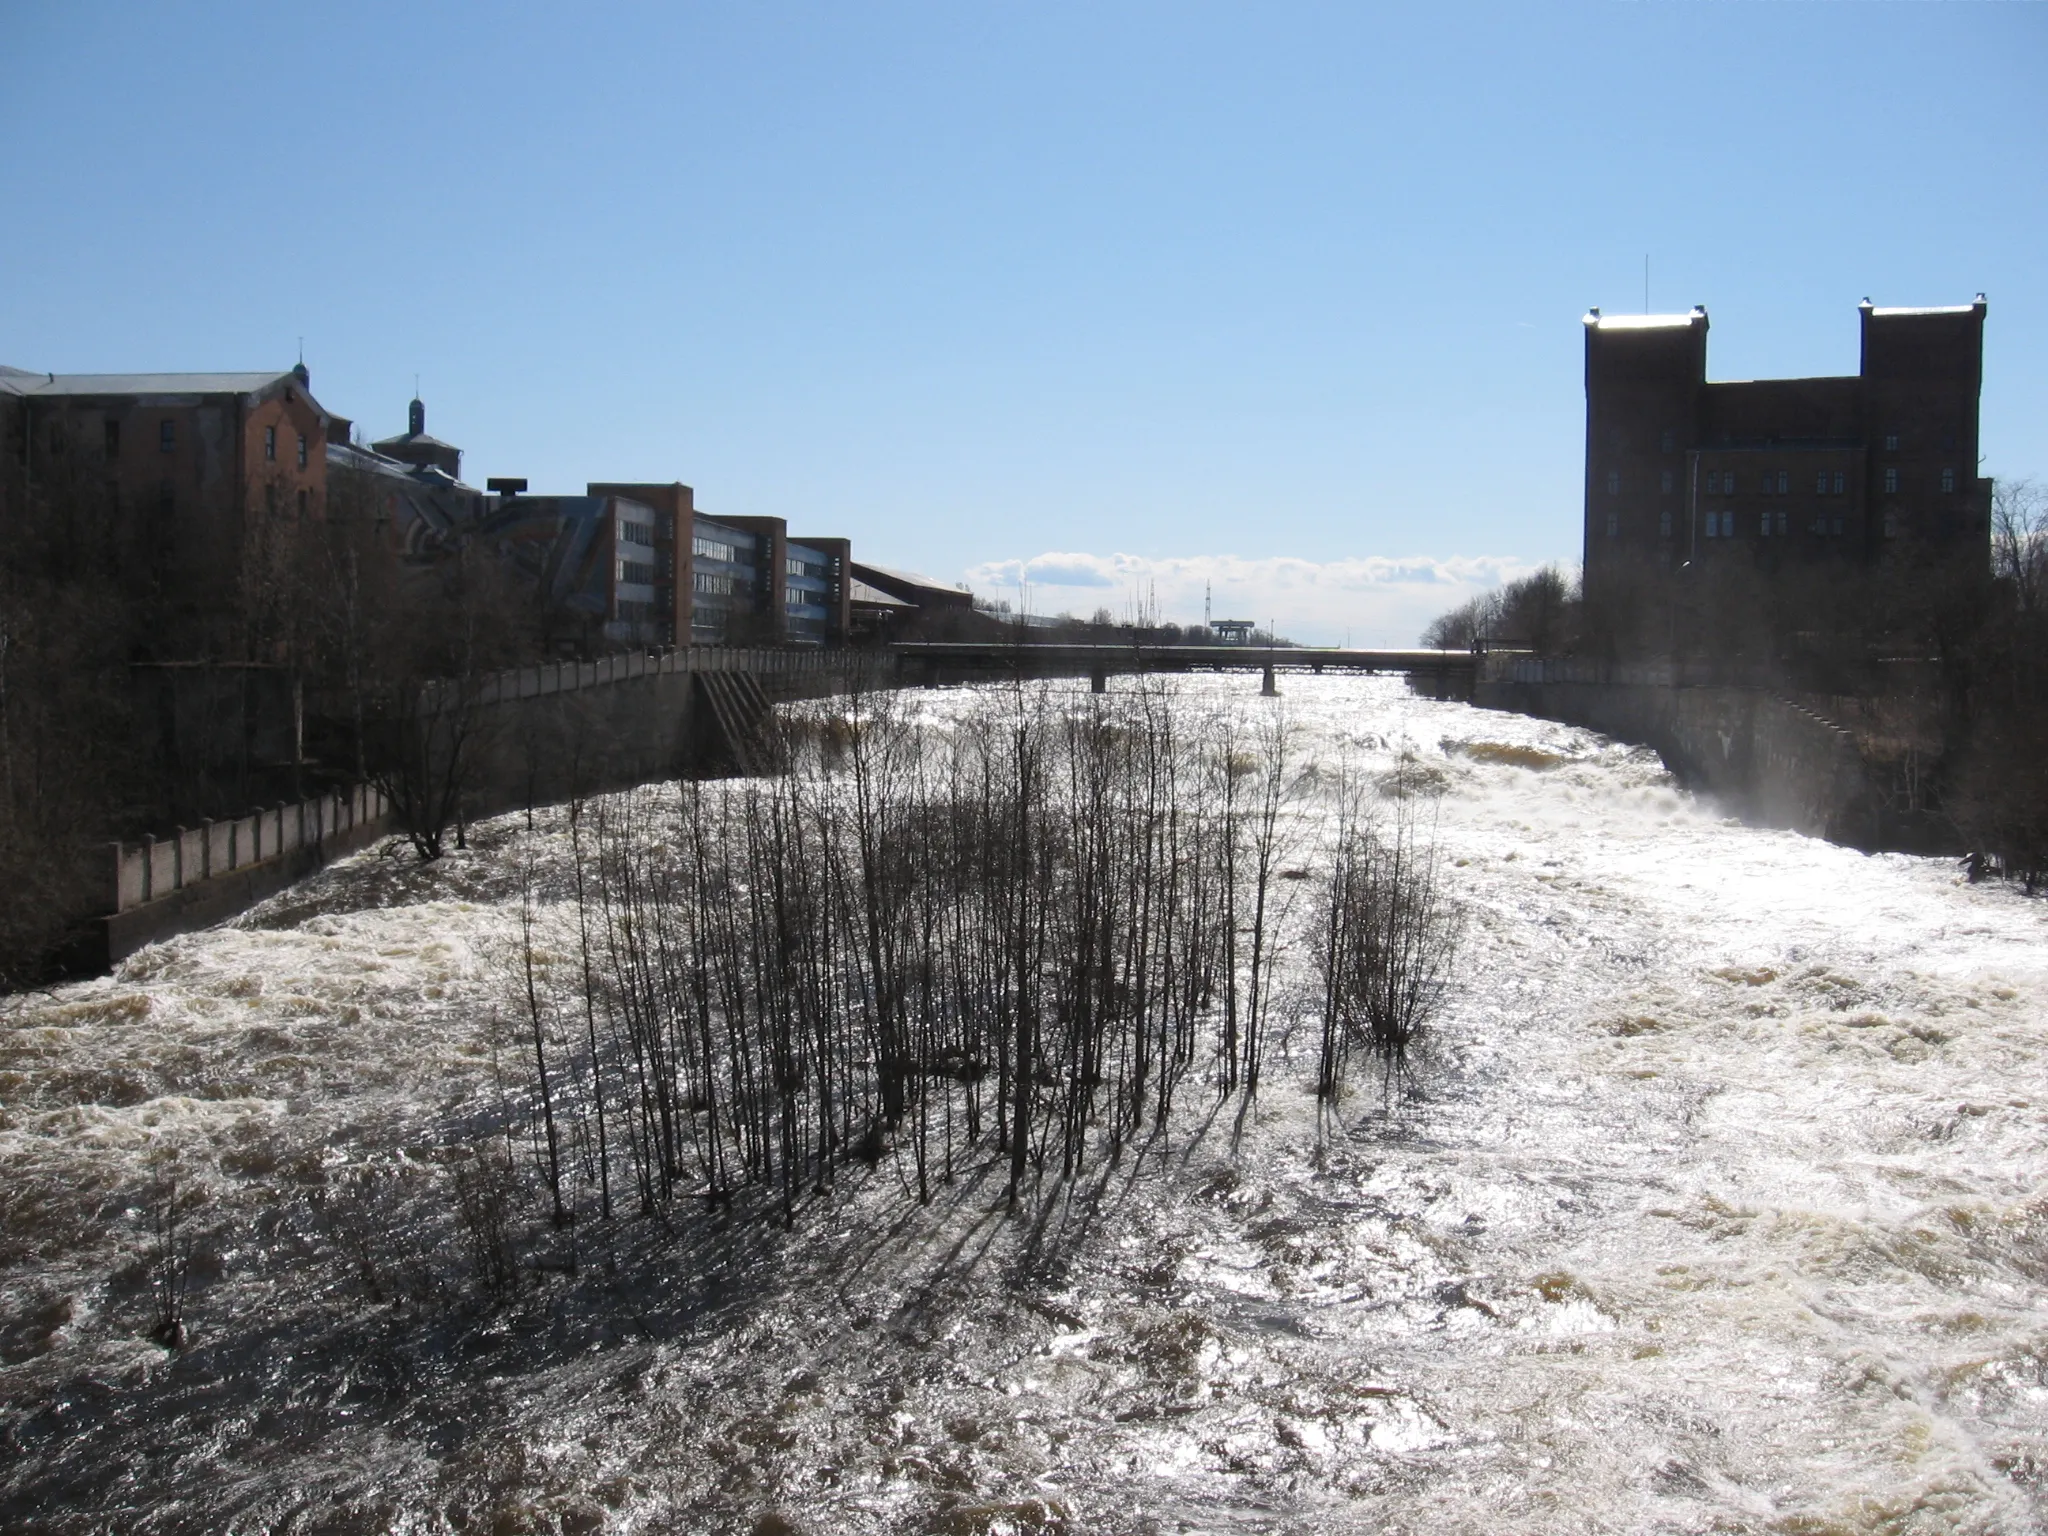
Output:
[[1261, 662, 1278, 697], [1090, 663, 1107, 694]]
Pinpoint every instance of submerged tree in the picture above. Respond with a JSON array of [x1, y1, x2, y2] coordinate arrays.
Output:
[[1314, 787, 1463, 1103], [503, 678, 1465, 1231]]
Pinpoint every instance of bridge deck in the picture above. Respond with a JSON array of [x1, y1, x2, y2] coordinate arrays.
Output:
[[889, 642, 1476, 673]]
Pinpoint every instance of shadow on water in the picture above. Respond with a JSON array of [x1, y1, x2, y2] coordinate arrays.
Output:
[[0, 1103, 1254, 1534]]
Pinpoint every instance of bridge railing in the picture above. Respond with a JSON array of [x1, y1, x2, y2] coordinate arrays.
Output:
[[416, 645, 850, 713], [887, 642, 1477, 673]]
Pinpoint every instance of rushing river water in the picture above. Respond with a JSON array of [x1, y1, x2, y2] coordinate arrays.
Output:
[[2, 674, 2044, 1535]]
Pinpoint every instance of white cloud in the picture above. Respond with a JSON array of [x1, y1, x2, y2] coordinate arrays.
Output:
[[960, 550, 1562, 647]]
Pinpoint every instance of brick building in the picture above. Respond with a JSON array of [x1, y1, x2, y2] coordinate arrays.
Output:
[[328, 396, 485, 562], [0, 362, 335, 654], [1583, 298, 1991, 582], [582, 483, 851, 648]]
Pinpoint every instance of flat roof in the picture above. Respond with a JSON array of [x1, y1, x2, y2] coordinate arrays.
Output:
[[1868, 304, 1979, 318], [1586, 311, 1703, 331], [0, 367, 296, 398]]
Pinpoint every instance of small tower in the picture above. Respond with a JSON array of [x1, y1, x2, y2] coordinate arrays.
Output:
[[372, 395, 462, 479]]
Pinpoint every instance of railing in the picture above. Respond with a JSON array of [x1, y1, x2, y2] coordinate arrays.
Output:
[[417, 645, 849, 712], [112, 647, 864, 917], [1482, 655, 1679, 687], [889, 642, 1476, 672], [110, 784, 390, 915]]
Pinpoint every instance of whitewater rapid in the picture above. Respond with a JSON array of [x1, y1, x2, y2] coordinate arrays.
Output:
[[2, 674, 2043, 1534]]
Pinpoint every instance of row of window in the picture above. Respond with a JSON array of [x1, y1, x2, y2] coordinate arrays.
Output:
[[693, 535, 737, 564], [1639, 429, 1952, 456], [619, 519, 655, 547], [1704, 469, 1849, 496], [786, 556, 830, 579], [263, 484, 312, 519], [1871, 466, 1957, 493], [259, 425, 309, 467], [1613, 509, 1928, 541], [1611, 466, 1956, 497], [616, 559, 658, 587], [1691, 511, 1854, 540], [1615, 508, 1854, 540], [694, 571, 737, 596]]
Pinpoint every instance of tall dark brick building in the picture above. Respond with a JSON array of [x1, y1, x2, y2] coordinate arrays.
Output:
[[1583, 297, 1990, 582]]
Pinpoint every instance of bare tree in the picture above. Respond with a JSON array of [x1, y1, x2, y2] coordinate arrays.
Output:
[[1992, 476, 2048, 616]]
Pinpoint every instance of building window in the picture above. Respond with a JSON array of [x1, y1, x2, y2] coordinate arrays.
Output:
[[1605, 511, 1618, 538], [1722, 511, 1736, 538], [693, 535, 737, 564], [159, 419, 176, 453], [1831, 516, 1844, 536], [694, 571, 736, 596], [1660, 429, 1676, 453], [1660, 470, 1674, 494], [1760, 512, 1771, 537], [1705, 514, 1718, 540], [1659, 509, 1673, 537], [264, 425, 277, 461], [1883, 467, 1899, 494], [1833, 471, 1845, 494], [1940, 467, 1955, 493], [1815, 471, 1829, 495], [1776, 470, 1789, 495], [1884, 431, 1899, 452], [618, 559, 657, 586], [1884, 511, 1900, 539], [296, 433, 308, 468], [620, 520, 654, 547], [1605, 470, 1620, 496], [1776, 511, 1788, 537]]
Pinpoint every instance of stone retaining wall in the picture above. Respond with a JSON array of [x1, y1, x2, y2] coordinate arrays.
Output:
[[98, 647, 874, 967], [1473, 660, 1946, 852]]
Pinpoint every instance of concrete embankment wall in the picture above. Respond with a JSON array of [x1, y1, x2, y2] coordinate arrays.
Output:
[[100, 647, 865, 965], [1473, 658, 1940, 852]]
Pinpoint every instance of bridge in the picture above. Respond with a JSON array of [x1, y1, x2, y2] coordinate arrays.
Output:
[[888, 642, 1479, 697]]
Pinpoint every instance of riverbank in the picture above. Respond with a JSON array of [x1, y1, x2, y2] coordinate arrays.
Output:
[[3, 674, 2043, 1534]]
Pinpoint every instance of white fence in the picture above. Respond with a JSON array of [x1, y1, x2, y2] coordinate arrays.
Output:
[[110, 784, 391, 915], [109, 647, 861, 917]]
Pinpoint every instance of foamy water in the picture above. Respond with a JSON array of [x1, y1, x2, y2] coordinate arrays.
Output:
[[3, 674, 2042, 1534]]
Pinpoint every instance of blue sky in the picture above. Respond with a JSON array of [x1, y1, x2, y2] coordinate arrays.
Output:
[[4, 2, 2043, 643]]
